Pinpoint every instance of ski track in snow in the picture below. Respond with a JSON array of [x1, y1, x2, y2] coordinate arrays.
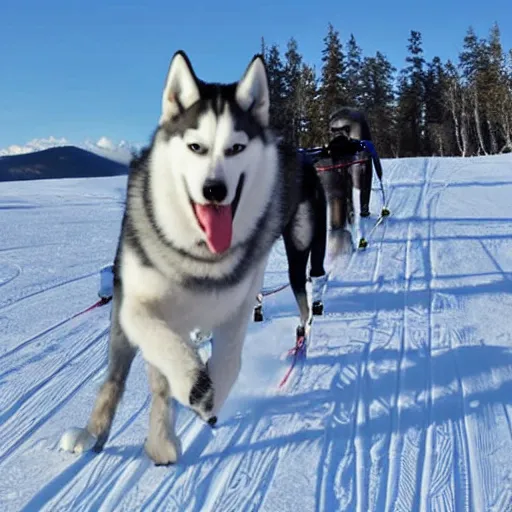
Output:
[[1, 156, 512, 511]]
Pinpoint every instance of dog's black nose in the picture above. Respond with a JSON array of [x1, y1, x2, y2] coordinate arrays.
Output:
[[203, 179, 227, 203]]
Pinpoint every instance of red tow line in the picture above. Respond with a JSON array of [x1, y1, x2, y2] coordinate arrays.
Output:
[[315, 158, 368, 173], [70, 297, 112, 320], [279, 332, 307, 388]]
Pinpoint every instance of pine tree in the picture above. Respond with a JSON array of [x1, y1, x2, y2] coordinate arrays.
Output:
[[319, 23, 347, 139], [459, 26, 489, 155], [481, 23, 512, 152], [264, 44, 286, 137], [359, 52, 396, 157], [424, 57, 455, 155], [408, 30, 426, 155], [344, 34, 363, 107], [282, 38, 304, 147], [394, 31, 427, 156], [299, 64, 323, 147], [394, 75, 409, 157]]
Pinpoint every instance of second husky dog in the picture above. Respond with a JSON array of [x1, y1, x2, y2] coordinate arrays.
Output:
[[314, 107, 386, 253], [60, 51, 327, 465], [327, 106, 384, 219]]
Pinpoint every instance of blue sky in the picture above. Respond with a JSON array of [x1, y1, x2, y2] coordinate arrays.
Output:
[[0, 0, 510, 150]]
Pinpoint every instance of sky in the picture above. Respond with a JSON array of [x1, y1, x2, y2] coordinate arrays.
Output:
[[0, 0, 510, 152]]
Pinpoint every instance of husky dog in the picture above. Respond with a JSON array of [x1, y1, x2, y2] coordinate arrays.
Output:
[[328, 106, 384, 218], [60, 51, 327, 465], [315, 107, 385, 251]]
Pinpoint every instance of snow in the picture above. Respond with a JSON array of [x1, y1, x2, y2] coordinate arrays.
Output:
[[1, 154, 512, 511], [59, 427, 96, 454]]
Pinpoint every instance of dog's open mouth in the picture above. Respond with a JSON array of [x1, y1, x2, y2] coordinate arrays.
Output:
[[191, 174, 245, 255]]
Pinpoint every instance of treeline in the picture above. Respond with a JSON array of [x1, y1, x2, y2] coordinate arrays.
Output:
[[261, 22, 512, 158]]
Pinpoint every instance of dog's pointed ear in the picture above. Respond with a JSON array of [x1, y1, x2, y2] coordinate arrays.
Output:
[[235, 55, 270, 127], [160, 51, 200, 123]]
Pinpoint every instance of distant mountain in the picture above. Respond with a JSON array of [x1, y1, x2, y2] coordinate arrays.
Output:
[[0, 145, 129, 182], [0, 136, 142, 165]]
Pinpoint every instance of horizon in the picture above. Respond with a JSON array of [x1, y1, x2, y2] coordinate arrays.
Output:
[[1, 0, 510, 151]]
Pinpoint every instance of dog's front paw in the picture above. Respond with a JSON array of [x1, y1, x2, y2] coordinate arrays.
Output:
[[145, 435, 181, 466], [59, 427, 98, 454], [189, 366, 215, 424]]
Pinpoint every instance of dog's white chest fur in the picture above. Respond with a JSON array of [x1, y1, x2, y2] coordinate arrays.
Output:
[[160, 278, 257, 333], [121, 248, 261, 335]]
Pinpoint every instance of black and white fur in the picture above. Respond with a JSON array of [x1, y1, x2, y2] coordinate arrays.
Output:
[[60, 51, 326, 465]]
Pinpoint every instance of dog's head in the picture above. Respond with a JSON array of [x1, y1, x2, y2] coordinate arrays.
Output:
[[149, 51, 278, 258], [328, 112, 362, 160], [328, 133, 362, 161]]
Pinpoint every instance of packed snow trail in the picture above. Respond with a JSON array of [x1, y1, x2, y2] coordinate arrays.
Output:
[[0, 156, 511, 511]]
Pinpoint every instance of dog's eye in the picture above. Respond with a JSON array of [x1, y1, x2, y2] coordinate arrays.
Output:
[[188, 143, 207, 155], [225, 144, 246, 157]]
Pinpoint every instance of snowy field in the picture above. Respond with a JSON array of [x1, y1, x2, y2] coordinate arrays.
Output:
[[0, 154, 511, 511]]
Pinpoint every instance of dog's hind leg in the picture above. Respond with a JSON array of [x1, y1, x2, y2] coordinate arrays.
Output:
[[310, 186, 327, 279], [350, 166, 368, 249], [351, 185, 366, 249], [144, 363, 181, 465], [329, 198, 343, 230], [309, 185, 328, 315], [62, 295, 137, 454], [283, 229, 311, 329]]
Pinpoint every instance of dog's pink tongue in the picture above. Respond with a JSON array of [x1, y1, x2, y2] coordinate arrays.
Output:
[[193, 203, 233, 254]]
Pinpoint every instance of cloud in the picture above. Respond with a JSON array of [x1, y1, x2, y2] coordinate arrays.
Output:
[[95, 136, 116, 151], [0, 136, 142, 165], [0, 136, 70, 157], [83, 137, 142, 164]]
